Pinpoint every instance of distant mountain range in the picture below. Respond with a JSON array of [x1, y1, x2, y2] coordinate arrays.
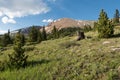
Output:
[[11, 18, 95, 35], [10, 26, 42, 36]]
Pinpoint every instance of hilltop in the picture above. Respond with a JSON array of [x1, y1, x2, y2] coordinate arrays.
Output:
[[45, 18, 95, 32]]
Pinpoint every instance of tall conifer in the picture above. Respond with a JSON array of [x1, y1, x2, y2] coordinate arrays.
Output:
[[97, 9, 114, 38], [113, 9, 119, 24]]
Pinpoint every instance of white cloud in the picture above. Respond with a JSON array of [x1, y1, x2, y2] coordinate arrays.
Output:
[[0, 11, 3, 16], [2, 16, 16, 24], [0, 0, 50, 24], [48, 0, 56, 2], [0, 30, 7, 34], [42, 19, 53, 23]]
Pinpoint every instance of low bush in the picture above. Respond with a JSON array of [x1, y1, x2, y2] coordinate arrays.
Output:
[[83, 25, 93, 32], [58, 27, 81, 37], [0, 47, 7, 52], [0, 61, 8, 71], [0, 61, 5, 71], [24, 46, 35, 52], [59, 41, 80, 48], [107, 70, 119, 80]]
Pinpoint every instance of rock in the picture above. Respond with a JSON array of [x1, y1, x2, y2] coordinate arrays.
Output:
[[102, 41, 110, 45], [110, 46, 115, 48], [112, 47, 120, 52]]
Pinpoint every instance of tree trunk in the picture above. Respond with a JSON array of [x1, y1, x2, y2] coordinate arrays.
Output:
[[76, 31, 85, 41]]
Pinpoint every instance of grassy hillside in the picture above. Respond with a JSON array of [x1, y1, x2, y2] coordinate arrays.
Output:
[[0, 27, 120, 80]]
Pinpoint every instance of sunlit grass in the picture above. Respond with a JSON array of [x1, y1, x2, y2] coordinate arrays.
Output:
[[0, 27, 120, 79]]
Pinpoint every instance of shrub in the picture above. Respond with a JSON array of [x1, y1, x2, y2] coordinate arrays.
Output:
[[59, 41, 80, 48], [83, 25, 93, 32], [0, 61, 8, 71], [0, 47, 7, 52], [24, 46, 35, 52], [107, 70, 119, 80], [58, 27, 81, 37], [0, 61, 5, 71]]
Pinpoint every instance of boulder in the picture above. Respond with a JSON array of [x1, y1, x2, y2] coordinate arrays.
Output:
[[102, 41, 111, 45]]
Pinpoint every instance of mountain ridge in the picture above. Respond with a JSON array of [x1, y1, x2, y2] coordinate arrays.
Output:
[[45, 18, 95, 32], [11, 18, 95, 34]]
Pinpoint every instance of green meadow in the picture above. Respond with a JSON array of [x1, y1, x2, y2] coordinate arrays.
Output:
[[0, 26, 120, 80]]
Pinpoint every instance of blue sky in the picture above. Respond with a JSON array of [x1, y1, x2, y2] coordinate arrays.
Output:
[[0, 0, 120, 34]]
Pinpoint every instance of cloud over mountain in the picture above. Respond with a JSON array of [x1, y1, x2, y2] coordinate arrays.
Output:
[[42, 19, 53, 23], [0, 0, 50, 24]]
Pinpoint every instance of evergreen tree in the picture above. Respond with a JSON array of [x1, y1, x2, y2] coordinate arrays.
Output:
[[14, 30, 25, 46], [21, 34, 25, 46], [51, 26, 59, 38], [97, 9, 114, 38], [1, 30, 12, 47], [42, 27, 47, 40], [29, 26, 38, 42], [8, 31, 27, 69], [8, 44, 28, 69], [37, 30, 42, 43], [113, 9, 119, 24], [93, 22, 98, 31]]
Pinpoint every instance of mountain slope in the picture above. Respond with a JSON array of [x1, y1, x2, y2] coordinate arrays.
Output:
[[1, 29, 120, 79], [45, 18, 95, 32], [10, 18, 95, 35]]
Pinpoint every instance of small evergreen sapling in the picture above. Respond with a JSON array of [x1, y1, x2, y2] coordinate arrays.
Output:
[[51, 26, 59, 39], [8, 31, 27, 69], [42, 27, 47, 41]]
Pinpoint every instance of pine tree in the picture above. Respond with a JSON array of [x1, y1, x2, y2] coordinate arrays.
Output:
[[29, 26, 38, 42], [51, 26, 59, 38], [8, 44, 28, 69], [97, 9, 114, 38], [42, 27, 47, 40], [37, 30, 42, 43], [14, 30, 25, 46], [93, 22, 98, 31], [113, 9, 119, 24], [8, 31, 27, 69], [1, 30, 12, 47], [21, 34, 25, 46]]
